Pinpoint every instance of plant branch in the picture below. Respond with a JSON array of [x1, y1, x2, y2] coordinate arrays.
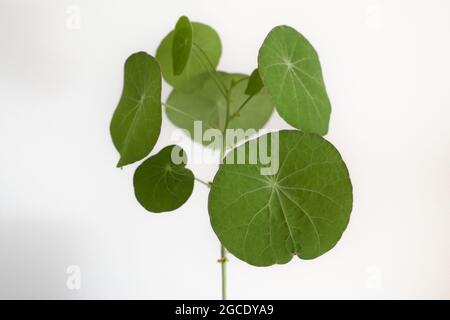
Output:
[[229, 94, 255, 121], [194, 177, 211, 188], [163, 102, 216, 131], [222, 89, 232, 137], [230, 75, 249, 89], [219, 245, 227, 300], [192, 43, 228, 98], [217, 88, 232, 301]]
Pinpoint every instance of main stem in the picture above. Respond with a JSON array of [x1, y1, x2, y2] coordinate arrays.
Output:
[[218, 87, 231, 301], [190, 47, 254, 300], [220, 244, 227, 299]]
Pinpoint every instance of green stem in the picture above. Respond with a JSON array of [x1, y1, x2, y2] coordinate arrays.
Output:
[[220, 245, 227, 300], [163, 102, 216, 131], [192, 43, 228, 98], [222, 89, 232, 138], [194, 177, 211, 188], [185, 44, 233, 298], [194, 176, 226, 299], [229, 75, 249, 90], [217, 88, 232, 301], [229, 94, 254, 121]]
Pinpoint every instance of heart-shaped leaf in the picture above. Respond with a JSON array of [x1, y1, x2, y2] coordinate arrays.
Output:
[[165, 72, 274, 148], [208, 130, 352, 266], [258, 26, 331, 135], [172, 16, 193, 75], [110, 52, 162, 167], [245, 69, 263, 96], [133, 145, 194, 213], [156, 21, 221, 92]]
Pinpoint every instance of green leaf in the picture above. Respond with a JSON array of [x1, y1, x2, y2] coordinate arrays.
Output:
[[245, 69, 263, 96], [133, 145, 194, 213], [166, 72, 274, 148], [110, 52, 162, 167], [156, 22, 221, 92], [172, 16, 193, 75], [208, 130, 352, 266], [258, 26, 331, 135]]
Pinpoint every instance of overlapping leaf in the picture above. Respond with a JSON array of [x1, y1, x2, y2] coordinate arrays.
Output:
[[208, 130, 352, 266], [156, 21, 221, 92], [110, 52, 162, 167], [165, 72, 274, 148], [258, 26, 331, 135], [172, 16, 193, 75]]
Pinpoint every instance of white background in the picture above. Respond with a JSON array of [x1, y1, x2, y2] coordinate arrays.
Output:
[[0, 0, 449, 299]]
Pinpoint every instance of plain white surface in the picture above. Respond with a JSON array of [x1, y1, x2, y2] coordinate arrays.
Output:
[[0, 0, 449, 299]]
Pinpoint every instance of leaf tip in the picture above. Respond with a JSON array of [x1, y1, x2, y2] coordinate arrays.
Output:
[[116, 158, 125, 168]]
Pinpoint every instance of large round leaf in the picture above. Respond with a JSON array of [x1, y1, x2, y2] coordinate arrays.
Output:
[[208, 130, 352, 266], [166, 72, 274, 148], [110, 52, 161, 167], [134, 145, 194, 213], [258, 26, 331, 135], [156, 22, 221, 92]]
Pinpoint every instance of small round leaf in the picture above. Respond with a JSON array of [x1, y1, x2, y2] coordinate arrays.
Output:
[[258, 26, 331, 135], [156, 22, 221, 92], [208, 130, 352, 266], [134, 145, 194, 213], [110, 52, 162, 167]]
